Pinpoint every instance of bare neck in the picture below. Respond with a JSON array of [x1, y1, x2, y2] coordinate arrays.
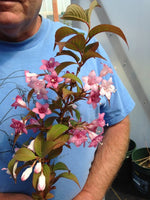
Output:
[[0, 15, 42, 42]]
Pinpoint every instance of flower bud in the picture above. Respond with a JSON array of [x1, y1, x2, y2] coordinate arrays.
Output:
[[27, 139, 35, 152], [13, 161, 18, 179], [34, 162, 42, 174], [21, 166, 33, 181], [37, 172, 46, 191]]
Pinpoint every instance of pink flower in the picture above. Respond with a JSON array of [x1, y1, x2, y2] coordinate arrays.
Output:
[[37, 172, 46, 191], [69, 129, 88, 147], [21, 166, 33, 181], [28, 77, 48, 99], [10, 119, 27, 135], [88, 132, 103, 147], [100, 77, 116, 100], [37, 88, 48, 100], [25, 70, 38, 83], [87, 113, 105, 132], [32, 102, 52, 119], [40, 57, 60, 72], [82, 70, 102, 91], [87, 90, 100, 109], [11, 95, 27, 109], [29, 118, 40, 133], [100, 63, 113, 77], [44, 71, 63, 89], [34, 162, 42, 174]]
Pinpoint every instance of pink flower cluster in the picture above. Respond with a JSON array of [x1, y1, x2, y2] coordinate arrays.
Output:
[[82, 64, 115, 108], [9, 58, 115, 190], [69, 113, 105, 147]]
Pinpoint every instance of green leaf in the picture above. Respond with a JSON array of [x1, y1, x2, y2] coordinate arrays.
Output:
[[45, 193, 54, 199], [14, 147, 37, 161], [47, 124, 69, 141], [34, 133, 45, 157], [73, 109, 81, 121], [61, 4, 87, 24], [82, 50, 106, 63], [55, 61, 76, 75], [56, 50, 80, 63], [57, 172, 80, 188], [44, 116, 57, 128], [53, 162, 69, 172], [62, 87, 74, 99], [53, 134, 70, 149], [55, 26, 79, 43], [43, 164, 51, 186], [42, 140, 56, 157], [8, 158, 16, 177], [32, 172, 40, 190], [89, 24, 128, 46], [62, 73, 82, 86], [65, 34, 86, 52]]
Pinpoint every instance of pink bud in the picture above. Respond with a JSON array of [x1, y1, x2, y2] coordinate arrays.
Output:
[[34, 162, 42, 174], [37, 172, 46, 191], [21, 166, 33, 181]]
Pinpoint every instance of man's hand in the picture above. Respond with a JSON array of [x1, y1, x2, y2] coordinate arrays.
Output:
[[0, 193, 33, 200]]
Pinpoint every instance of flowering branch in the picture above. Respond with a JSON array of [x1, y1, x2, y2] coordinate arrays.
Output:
[[5, 1, 128, 199]]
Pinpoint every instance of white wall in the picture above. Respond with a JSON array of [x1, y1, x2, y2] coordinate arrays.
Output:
[[71, 0, 150, 148]]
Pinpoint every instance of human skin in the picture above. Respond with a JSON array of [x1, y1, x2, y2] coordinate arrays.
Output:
[[0, 193, 33, 200], [73, 116, 130, 200], [0, 0, 42, 42]]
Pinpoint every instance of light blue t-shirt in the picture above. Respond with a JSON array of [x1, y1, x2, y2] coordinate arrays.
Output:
[[0, 17, 135, 199]]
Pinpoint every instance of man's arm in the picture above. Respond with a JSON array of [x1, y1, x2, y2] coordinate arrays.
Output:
[[0, 193, 33, 200], [73, 115, 130, 200]]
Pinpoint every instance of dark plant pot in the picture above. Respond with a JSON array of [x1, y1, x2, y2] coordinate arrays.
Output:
[[113, 139, 136, 184], [132, 148, 150, 198]]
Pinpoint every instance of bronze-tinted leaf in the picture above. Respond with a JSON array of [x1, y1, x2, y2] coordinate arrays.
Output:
[[56, 50, 80, 63], [82, 50, 106, 63], [84, 42, 99, 53], [86, 0, 100, 24], [89, 24, 128, 46], [65, 34, 86, 52], [48, 147, 63, 160], [61, 4, 87, 24], [55, 26, 79, 43], [27, 88, 34, 104], [55, 61, 76, 75]]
